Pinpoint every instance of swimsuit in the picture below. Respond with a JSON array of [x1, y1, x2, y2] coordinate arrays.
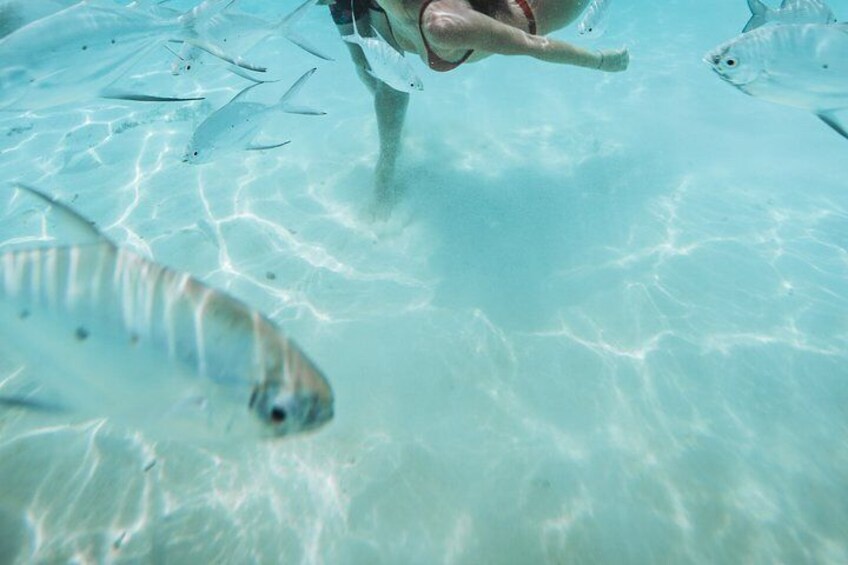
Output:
[[419, 0, 537, 72], [329, 0, 373, 25]]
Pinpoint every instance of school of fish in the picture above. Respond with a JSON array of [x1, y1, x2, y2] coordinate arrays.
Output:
[[1, 0, 847, 443]]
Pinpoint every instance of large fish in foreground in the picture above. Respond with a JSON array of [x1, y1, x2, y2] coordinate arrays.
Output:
[[705, 23, 848, 140], [0, 0, 264, 111], [0, 185, 334, 441], [183, 68, 326, 164], [742, 0, 837, 33]]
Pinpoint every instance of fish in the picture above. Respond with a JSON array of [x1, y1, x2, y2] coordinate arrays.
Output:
[[743, 0, 837, 33], [577, 0, 612, 38], [0, 0, 77, 39], [341, 2, 423, 93], [0, 184, 334, 441], [705, 23, 848, 140], [183, 68, 325, 165], [170, 0, 333, 76], [0, 0, 264, 111]]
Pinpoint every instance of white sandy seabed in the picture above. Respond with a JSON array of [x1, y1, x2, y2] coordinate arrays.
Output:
[[0, 0, 846, 562]]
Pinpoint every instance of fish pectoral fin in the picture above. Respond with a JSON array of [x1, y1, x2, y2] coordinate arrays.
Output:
[[99, 90, 204, 103], [817, 110, 848, 141], [9, 184, 110, 246], [183, 39, 267, 73], [245, 141, 292, 151], [0, 395, 68, 414], [285, 31, 335, 61], [279, 104, 327, 116]]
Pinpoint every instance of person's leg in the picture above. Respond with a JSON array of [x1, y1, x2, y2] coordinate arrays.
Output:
[[373, 79, 409, 211], [328, 0, 409, 216]]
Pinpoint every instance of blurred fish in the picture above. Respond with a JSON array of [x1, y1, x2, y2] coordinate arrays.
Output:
[[0, 185, 334, 441], [0, 0, 264, 111], [0, 0, 76, 38], [705, 23, 848, 140], [342, 2, 423, 93], [578, 0, 612, 38], [171, 0, 333, 76], [743, 0, 837, 33], [183, 68, 325, 164]]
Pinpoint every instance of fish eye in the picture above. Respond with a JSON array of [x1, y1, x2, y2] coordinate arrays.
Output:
[[193, 151, 198, 156], [725, 58, 737, 67], [270, 406, 287, 423], [186, 65, 191, 70]]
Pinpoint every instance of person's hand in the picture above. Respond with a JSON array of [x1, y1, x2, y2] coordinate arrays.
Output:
[[597, 48, 629, 72]]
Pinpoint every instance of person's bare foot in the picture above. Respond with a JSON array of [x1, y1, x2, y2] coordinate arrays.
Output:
[[369, 154, 402, 221]]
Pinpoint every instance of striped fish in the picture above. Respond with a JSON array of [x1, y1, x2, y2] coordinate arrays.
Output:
[[0, 185, 333, 442]]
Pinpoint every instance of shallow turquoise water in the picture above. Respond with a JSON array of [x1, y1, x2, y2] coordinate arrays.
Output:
[[0, 0, 847, 562]]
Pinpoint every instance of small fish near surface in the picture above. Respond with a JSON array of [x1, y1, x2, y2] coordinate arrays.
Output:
[[342, 2, 423, 93], [705, 23, 848, 141], [578, 0, 612, 38], [183, 67, 326, 164], [0, 185, 334, 442], [170, 0, 333, 76], [0, 0, 265, 111], [742, 0, 837, 33]]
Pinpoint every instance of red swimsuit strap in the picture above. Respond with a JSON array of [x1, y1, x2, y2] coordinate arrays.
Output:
[[515, 0, 536, 35], [419, 0, 473, 72]]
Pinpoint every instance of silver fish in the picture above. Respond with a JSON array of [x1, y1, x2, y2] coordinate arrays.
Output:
[[0, 0, 264, 111], [0, 185, 334, 441], [578, 0, 612, 38], [705, 23, 848, 140], [743, 0, 837, 33], [342, 4, 423, 93], [171, 0, 333, 76], [0, 0, 77, 39], [183, 68, 325, 165]]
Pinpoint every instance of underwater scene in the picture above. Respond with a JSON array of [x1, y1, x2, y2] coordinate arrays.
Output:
[[0, 0, 847, 562]]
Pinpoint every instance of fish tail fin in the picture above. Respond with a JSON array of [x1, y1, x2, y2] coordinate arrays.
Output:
[[275, 0, 315, 31], [817, 111, 848, 141], [0, 395, 68, 414], [228, 66, 282, 88], [743, 0, 768, 32], [277, 68, 327, 115], [8, 184, 109, 245], [274, 0, 335, 60]]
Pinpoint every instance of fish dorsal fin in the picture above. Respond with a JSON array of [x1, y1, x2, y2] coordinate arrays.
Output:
[[747, 0, 768, 14], [228, 80, 266, 106], [277, 0, 316, 31], [4, 184, 110, 248], [276, 0, 334, 61], [277, 68, 323, 114], [743, 0, 769, 32], [817, 110, 848, 141]]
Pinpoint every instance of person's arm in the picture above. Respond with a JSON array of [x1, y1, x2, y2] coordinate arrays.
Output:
[[423, 8, 629, 71]]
